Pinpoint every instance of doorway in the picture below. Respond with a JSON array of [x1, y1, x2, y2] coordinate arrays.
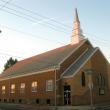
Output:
[[64, 85, 71, 105]]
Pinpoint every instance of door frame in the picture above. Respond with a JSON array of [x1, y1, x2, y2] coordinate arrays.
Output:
[[63, 85, 71, 105]]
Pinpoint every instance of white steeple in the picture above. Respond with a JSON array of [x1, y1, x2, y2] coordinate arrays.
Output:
[[71, 8, 84, 45]]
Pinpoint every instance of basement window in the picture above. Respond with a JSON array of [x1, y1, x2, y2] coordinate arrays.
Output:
[[36, 99, 39, 104], [4, 99, 7, 103], [19, 99, 22, 103], [12, 99, 15, 103], [46, 99, 50, 104]]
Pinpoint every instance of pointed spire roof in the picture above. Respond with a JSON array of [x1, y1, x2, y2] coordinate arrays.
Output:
[[74, 8, 79, 22], [71, 8, 84, 45]]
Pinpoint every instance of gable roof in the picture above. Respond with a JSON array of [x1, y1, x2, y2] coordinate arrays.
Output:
[[62, 47, 98, 78], [0, 39, 87, 79]]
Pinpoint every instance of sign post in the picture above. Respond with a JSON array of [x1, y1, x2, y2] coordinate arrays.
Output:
[[88, 82, 93, 106], [84, 69, 93, 106]]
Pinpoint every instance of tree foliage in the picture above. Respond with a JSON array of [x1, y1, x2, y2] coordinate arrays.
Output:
[[4, 57, 18, 71]]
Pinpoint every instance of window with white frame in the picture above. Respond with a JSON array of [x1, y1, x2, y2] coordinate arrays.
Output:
[[20, 83, 25, 93], [46, 80, 53, 91], [2, 85, 5, 94], [31, 81, 37, 92], [11, 84, 15, 93]]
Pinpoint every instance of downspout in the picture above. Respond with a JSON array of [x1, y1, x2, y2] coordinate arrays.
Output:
[[54, 66, 57, 106], [8, 79, 10, 102]]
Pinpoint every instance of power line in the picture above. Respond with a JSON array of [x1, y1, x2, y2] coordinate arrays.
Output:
[[0, 0, 13, 9], [1, 7, 110, 47], [0, 1, 110, 51], [0, 0, 71, 29], [1, 23, 110, 49], [1, 1, 110, 45], [0, 1, 71, 34], [84, 32, 110, 43], [0, 24, 66, 45], [0, 51, 23, 58], [1, 0, 110, 45], [84, 33, 110, 45], [0, 6, 70, 35]]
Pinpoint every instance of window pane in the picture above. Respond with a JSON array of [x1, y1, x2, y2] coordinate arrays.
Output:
[[20, 83, 25, 93], [11, 84, 15, 93], [21, 83, 25, 88], [31, 81, 37, 92], [46, 80, 53, 91], [2, 85, 5, 94]]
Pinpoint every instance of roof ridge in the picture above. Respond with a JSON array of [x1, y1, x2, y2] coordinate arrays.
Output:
[[0, 43, 77, 77], [59, 39, 87, 65]]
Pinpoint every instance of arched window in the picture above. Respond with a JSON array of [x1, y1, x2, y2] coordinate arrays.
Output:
[[98, 73, 105, 87], [102, 76, 105, 87], [81, 72, 86, 87], [98, 73, 102, 86]]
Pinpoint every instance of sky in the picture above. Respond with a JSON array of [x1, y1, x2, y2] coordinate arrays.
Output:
[[0, 0, 110, 72]]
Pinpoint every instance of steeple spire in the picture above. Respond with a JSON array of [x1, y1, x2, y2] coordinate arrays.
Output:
[[71, 8, 84, 45], [74, 8, 79, 22]]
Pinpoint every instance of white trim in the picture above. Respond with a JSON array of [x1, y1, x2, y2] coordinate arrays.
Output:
[[59, 39, 88, 65], [0, 68, 59, 81], [46, 80, 54, 92], [60, 48, 89, 78], [63, 48, 99, 78]]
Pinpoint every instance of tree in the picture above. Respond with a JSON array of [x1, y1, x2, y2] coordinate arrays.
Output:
[[4, 57, 18, 71]]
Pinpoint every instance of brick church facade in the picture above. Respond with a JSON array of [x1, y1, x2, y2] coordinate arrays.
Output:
[[0, 9, 110, 105]]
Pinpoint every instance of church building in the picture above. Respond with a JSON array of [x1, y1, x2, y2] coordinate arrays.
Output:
[[0, 9, 110, 105]]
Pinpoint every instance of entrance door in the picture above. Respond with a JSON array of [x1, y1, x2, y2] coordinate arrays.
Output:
[[64, 85, 71, 105]]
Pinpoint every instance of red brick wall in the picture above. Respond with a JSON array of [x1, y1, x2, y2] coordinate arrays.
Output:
[[0, 42, 110, 106], [60, 50, 110, 105], [91, 50, 110, 104], [0, 70, 55, 105]]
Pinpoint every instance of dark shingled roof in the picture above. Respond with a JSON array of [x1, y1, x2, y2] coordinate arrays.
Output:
[[0, 39, 87, 78]]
